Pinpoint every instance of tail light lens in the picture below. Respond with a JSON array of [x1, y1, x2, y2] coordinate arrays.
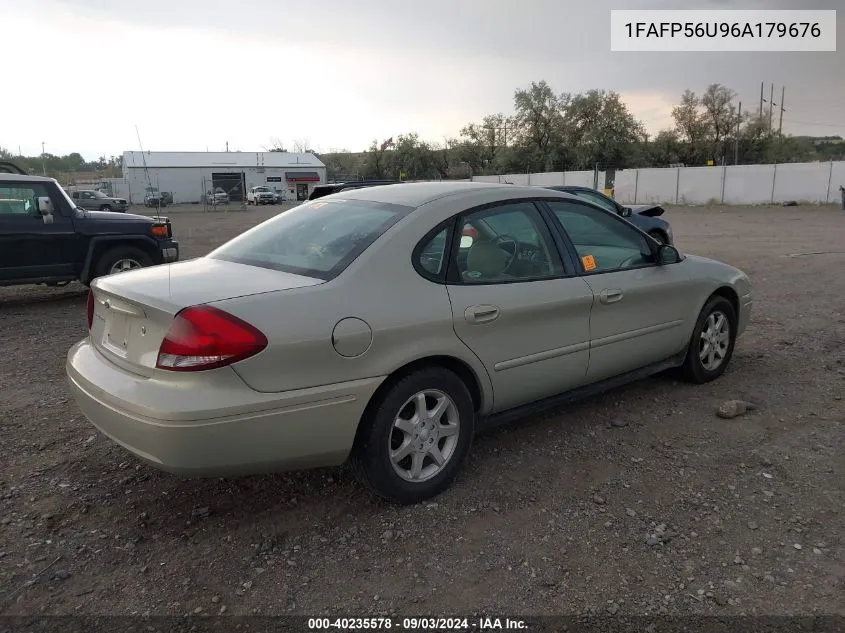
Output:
[[86, 291, 95, 329], [156, 306, 267, 372]]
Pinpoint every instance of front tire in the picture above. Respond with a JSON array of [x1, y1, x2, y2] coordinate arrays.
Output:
[[94, 245, 154, 278], [354, 368, 475, 504], [100, 204, 112, 212], [681, 296, 737, 384]]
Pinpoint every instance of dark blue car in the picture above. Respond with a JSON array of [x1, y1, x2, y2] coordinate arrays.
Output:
[[543, 185, 673, 245]]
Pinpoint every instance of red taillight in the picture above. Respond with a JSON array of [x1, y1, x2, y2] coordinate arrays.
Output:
[[155, 306, 267, 372], [86, 291, 95, 329]]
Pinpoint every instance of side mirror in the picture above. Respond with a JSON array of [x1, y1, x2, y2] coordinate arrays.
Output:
[[656, 243, 681, 265], [620, 207, 632, 218], [37, 197, 54, 224]]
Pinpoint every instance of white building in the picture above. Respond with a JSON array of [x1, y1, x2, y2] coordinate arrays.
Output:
[[121, 151, 326, 204]]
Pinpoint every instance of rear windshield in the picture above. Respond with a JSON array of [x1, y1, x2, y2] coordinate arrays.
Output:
[[209, 198, 413, 280]]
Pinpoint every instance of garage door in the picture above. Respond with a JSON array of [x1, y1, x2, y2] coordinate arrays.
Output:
[[211, 172, 244, 201]]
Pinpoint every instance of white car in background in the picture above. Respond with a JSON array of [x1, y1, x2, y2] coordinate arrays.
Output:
[[247, 186, 277, 205], [205, 188, 230, 205]]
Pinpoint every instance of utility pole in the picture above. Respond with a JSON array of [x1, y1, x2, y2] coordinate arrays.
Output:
[[768, 84, 775, 133], [734, 101, 742, 165], [41, 142, 46, 175], [778, 86, 786, 137], [759, 82, 764, 118], [225, 141, 229, 152]]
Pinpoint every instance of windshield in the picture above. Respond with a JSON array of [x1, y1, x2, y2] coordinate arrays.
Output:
[[57, 185, 79, 209], [209, 198, 413, 280], [254, 187, 271, 192]]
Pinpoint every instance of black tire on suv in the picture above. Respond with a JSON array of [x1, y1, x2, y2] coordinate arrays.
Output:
[[94, 245, 154, 279]]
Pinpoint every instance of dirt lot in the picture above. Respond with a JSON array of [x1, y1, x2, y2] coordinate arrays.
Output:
[[1, 203, 843, 618]]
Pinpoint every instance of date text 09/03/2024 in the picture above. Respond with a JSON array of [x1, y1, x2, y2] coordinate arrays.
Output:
[[307, 617, 528, 630]]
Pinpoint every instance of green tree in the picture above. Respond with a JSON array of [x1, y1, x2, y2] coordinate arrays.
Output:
[[563, 90, 646, 169], [511, 81, 565, 170], [363, 138, 395, 179], [700, 83, 738, 162], [672, 89, 711, 164]]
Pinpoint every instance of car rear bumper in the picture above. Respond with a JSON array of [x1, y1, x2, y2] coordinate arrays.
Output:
[[66, 339, 384, 475]]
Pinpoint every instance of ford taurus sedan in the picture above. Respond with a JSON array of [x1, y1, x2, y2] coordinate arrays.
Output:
[[67, 182, 752, 504]]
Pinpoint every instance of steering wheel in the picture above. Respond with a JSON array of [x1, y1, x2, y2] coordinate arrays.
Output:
[[492, 234, 519, 273]]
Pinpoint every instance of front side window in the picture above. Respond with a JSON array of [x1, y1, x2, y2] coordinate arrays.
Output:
[[0, 183, 50, 215], [451, 202, 563, 283], [210, 198, 412, 280], [547, 200, 653, 273]]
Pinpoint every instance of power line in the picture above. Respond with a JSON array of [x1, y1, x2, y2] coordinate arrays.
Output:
[[782, 118, 845, 128], [783, 103, 845, 114]]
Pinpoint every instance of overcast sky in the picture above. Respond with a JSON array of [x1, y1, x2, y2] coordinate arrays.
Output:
[[2, 0, 842, 160]]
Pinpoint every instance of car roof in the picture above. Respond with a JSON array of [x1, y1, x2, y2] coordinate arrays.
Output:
[[0, 172, 55, 183], [326, 181, 543, 208]]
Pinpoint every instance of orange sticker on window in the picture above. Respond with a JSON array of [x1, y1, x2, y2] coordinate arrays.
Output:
[[581, 254, 597, 271]]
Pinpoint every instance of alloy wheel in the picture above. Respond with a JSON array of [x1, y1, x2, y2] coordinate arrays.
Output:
[[389, 389, 460, 482], [699, 310, 731, 371]]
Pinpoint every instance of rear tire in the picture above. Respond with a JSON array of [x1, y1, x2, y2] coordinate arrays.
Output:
[[94, 245, 154, 278], [353, 368, 475, 504], [681, 296, 737, 384]]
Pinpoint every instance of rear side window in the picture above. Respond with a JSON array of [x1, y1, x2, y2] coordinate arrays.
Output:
[[414, 227, 450, 278], [210, 198, 412, 280]]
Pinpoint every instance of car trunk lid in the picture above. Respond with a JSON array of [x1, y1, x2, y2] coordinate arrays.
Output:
[[89, 257, 323, 377]]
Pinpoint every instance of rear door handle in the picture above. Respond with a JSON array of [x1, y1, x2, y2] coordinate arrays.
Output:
[[599, 289, 624, 304], [465, 305, 500, 324]]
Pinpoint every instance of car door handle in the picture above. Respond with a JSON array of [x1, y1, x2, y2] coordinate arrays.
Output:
[[599, 289, 624, 304], [465, 305, 500, 324]]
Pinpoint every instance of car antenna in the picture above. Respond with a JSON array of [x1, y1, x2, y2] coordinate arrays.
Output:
[[135, 125, 161, 217]]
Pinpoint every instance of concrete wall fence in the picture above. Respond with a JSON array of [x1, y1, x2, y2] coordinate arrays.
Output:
[[472, 161, 845, 205]]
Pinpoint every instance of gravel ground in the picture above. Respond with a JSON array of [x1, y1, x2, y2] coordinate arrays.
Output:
[[0, 203, 843, 617]]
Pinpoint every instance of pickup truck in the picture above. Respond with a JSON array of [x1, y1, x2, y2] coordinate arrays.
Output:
[[0, 163, 179, 287], [70, 189, 129, 212], [246, 185, 277, 205]]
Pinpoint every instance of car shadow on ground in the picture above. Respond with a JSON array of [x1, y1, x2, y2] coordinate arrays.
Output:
[[66, 370, 690, 528], [0, 284, 87, 309]]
